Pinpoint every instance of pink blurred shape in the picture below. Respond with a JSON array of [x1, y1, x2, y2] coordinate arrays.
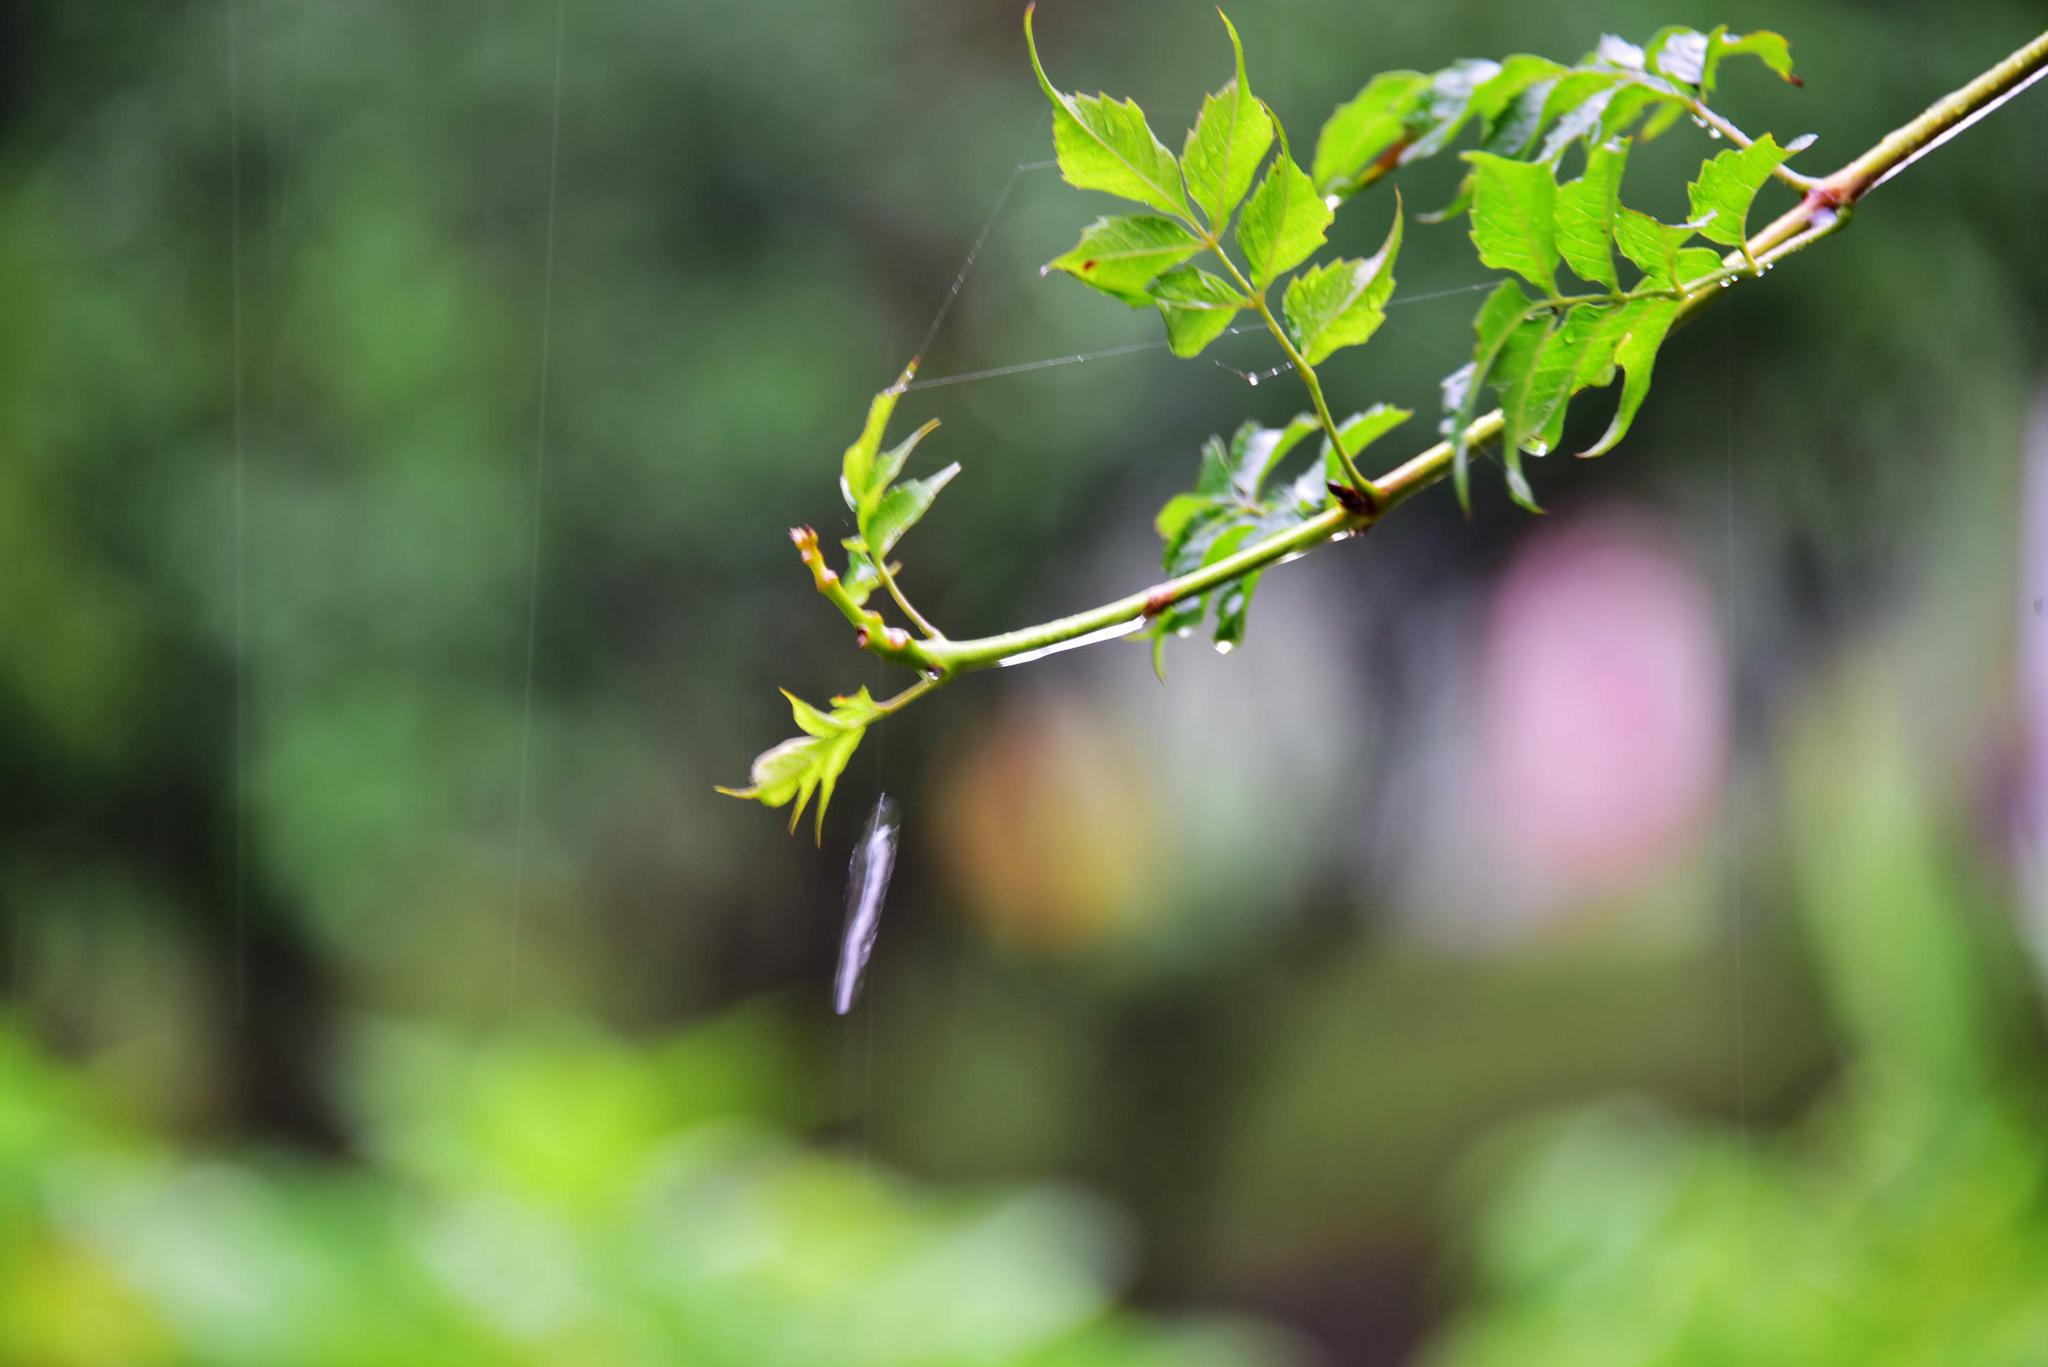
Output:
[[1479, 509, 1728, 903]]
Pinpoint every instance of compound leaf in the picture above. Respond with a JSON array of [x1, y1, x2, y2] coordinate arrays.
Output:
[[717, 688, 882, 842]]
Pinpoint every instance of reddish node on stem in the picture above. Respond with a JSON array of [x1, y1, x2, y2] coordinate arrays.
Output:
[[1328, 480, 1379, 516]]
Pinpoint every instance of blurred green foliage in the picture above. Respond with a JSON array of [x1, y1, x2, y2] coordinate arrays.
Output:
[[4, 0, 2048, 1360], [0, 1007, 1291, 1365], [1429, 671, 2048, 1363]]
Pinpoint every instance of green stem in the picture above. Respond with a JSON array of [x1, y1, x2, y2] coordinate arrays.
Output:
[[874, 677, 938, 715], [841, 27, 2048, 690], [1206, 237, 1379, 499], [1681, 95, 1819, 192], [873, 558, 942, 639]]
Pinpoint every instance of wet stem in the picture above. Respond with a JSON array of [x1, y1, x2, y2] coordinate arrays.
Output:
[[1201, 235, 1380, 500], [826, 26, 2048, 714]]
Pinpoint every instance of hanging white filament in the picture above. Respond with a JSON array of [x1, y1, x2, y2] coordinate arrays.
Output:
[[996, 615, 1150, 667], [834, 796, 901, 1015]]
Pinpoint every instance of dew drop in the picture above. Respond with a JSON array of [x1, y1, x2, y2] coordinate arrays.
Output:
[[1038, 264, 1051, 279], [1719, 279, 1732, 289], [1175, 626, 1194, 639], [1525, 438, 1550, 457], [1214, 640, 1236, 656], [1690, 115, 1708, 129], [1246, 372, 1260, 387], [1707, 127, 1723, 139]]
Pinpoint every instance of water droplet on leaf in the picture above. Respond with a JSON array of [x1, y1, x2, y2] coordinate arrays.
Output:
[[1214, 640, 1235, 655]]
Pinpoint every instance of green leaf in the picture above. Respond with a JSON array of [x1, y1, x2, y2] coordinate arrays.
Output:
[[1530, 71, 1622, 164], [1447, 279, 1533, 509], [1172, 415, 1319, 515], [1401, 59, 1510, 164], [1025, 7, 1188, 217], [1478, 80, 1557, 160], [1639, 98, 1689, 141], [1321, 404, 1412, 485], [1581, 297, 1679, 456], [1147, 266, 1247, 357], [853, 419, 939, 517], [1647, 27, 1709, 87], [1045, 215, 1204, 300], [1237, 155, 1331, 287], [839, 366, 914, 517], [1484, 311, 1554, 507], [1154, 492, 1213, 546], [1469, 55, 1569, 124], [1597, 80, 1684, 143], [1703, 29, 1798, 94], [1465, 152, 1558, 295], [1148, 415, 1339, 660], [1688, 133, 1788, 246], [1230, 414, 1321, 498], [1181, 11, 1274, 225], [1554, 138, 1626, 290], [716, 688, 881, 842], [1589, 35, 1646, 70], [866, 463, 961, 556], [1282, 205, 1402, 365], [1675, 244, 1727, 283], [1312, 71, 1429, 193], [839, 545, 886, 607], [1614, 208, 1697, 291], [1502, 302, 1627, 459]]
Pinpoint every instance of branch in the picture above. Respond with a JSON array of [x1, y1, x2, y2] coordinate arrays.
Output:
[[801, 25, 2045, 721]]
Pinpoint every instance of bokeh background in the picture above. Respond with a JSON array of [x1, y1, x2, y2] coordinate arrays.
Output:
[[5, 1, 2048, 1362]]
